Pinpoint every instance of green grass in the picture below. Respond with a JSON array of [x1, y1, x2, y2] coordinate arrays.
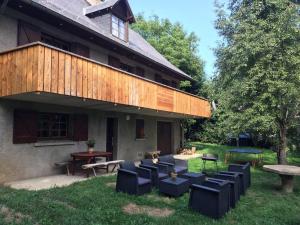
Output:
[[0, 143, 300, 225]]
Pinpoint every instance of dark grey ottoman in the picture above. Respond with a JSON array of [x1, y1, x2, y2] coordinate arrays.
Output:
[[180, 172, 205, 186], [159, 177, 189, 197]]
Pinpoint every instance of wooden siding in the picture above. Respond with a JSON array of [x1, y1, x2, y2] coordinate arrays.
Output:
[[0, 43, 211, 118]]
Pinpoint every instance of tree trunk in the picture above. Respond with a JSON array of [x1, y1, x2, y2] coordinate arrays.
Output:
[[278, 122, 288, 165]]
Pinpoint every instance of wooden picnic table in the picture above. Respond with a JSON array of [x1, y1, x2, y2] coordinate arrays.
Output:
[[70, 151, 112, 177], [263, 165, 300, 193]]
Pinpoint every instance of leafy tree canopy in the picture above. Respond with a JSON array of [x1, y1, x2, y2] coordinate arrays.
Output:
[[212, 0, 300, 164], [131, 14, 206, 96]]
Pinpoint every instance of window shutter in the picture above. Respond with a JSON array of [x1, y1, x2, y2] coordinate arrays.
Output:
[[71, 43, 90, 58], [73, 114, 89, 141], [13, 110, 38, 144], [108, 55, 121, 68], [18, 21, 41, 46]]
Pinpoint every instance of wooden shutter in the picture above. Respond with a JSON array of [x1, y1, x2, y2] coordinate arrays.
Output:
[[71, 43, 90, 58], [13, 110, 38, 144], [18, 21, 41, 46], [108, 55, 121, 68], [73, 114, 89, 141]]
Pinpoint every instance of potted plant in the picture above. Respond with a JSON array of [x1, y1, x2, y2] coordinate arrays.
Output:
[[170, 169, 177, 181], [86, 139, 95, 153]]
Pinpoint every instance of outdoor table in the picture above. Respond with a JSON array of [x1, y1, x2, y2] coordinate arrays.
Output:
[[263, 165, 300, 193], [225, 148, 263, 167], [159, 177, 189, 197], [180, 172, 205, 186], [70, 151, 112, 177]]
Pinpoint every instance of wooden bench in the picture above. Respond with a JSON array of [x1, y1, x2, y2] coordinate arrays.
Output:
[[82, 160, 124, 176], [54, 161, 71, 176]]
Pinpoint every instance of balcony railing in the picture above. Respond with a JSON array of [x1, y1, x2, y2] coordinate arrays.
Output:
[[0, 42, 211, 118]]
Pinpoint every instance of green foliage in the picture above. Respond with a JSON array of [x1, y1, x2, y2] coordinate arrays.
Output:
[[0, 143, 299, 225], [209, 0, 300, 163], [131, 14, 206, 95]]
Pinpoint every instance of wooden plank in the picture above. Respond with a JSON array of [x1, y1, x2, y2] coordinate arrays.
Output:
[[87, 62, 93, 99], [64, 54, 71, 95], [6, 52, 13, 96], [101, 66, 107, 101], [70, 56, 77, 96], [26, 47, 33, 92], [92, 63, 98, 99], [10, 51, 23, 95], [82, 60, 87, 98], [43, 47, 51, 92], [51, 50, 58, 93], [77, 58, 83, 97], [21, 49, 28, 93], [32, 46, 39, 91], [37, 46, 45, 92], [1, 54, 7, 96], [97, 65, 102, 100], [58, 52, 65, 94]]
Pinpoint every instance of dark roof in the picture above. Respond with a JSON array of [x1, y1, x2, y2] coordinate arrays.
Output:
[[27, 0, 192, 80]]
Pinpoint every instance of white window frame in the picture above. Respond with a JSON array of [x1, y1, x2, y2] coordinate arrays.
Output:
[[111, 14, 126, 41]]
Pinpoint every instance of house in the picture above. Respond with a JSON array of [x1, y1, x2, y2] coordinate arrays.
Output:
[[0, 0, 211, 183]]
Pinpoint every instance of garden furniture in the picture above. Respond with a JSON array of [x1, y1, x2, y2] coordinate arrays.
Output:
[[54, 161, 71, 176], [116, 161, 152, 195], [82, 160, 124, 176], [201, 153, 219, 171], [158, 155, 188, 175], [180, 172, 205, 186], [229, 162, 251, 189], [225, 148, 263, 167], [140, 159, 169, 187], [263, 165, 300, 193], [189, 179, 230, 219], [159, 177, 189, 197], [70, 151, 112, 177], [219, 171, 245, 195]]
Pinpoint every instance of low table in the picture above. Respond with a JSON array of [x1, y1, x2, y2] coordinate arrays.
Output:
[[159, 177, 189, 197], [263, 165, 300, 193], [180, 172, 205, 186]]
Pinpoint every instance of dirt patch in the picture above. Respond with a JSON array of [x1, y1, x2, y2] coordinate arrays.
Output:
[[146, 194, 175, 204], [106, 182, 116, 188], [0, 205, 31, 224], [122, 203, 174, 218]]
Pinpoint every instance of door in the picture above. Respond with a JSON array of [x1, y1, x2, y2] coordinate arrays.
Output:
[[106, 118, 118, 159], [157, 121, 172, 155]]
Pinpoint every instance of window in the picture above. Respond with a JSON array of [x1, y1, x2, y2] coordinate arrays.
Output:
[[41, 33, 70, 51], [136, 67, 145, 77], [38, 113, 69, 139], [120, 63, 133, 73], [136, 119, 145, 139], [112, 15, 126, 41]]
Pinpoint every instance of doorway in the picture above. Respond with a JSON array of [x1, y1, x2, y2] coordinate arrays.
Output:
[[106, 118, 118, 160], [157, 121, 172, 155]]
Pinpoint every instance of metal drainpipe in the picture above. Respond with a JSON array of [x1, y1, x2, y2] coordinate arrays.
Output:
[[0, 0, 9, 14]]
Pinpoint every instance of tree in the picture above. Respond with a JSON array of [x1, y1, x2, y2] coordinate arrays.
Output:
[[131, 14, 206, 96], [214, 0, 300, 164], [131, 14, 207, 143]]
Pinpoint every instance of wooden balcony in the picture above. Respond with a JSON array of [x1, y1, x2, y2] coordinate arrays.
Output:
[[0, 43, 211, 118]]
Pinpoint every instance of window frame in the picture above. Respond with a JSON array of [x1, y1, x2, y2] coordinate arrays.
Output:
[[37, 112, 71, 140], [111, 14, 127, 41]]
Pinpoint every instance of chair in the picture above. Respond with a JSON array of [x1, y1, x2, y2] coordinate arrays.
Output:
[[158, 155, 188, 175], [219, 171, 245, 195], [189, 179, 230, 219], [140, 159, 169, 187], [201, 153, 219, 171], [116, 161, 152, 195], [228, 162, 251, 189], [209, 174, 240, 208]]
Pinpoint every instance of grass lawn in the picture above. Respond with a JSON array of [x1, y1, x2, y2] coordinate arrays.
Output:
[[0, 143, 300, 225]]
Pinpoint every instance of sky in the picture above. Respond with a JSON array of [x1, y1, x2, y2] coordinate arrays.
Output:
[[128, 0, 220, 78]]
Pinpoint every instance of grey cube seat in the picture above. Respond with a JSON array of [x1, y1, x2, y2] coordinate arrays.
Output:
[[180, 172, 205, 186], [159, 177, 189, 197]]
